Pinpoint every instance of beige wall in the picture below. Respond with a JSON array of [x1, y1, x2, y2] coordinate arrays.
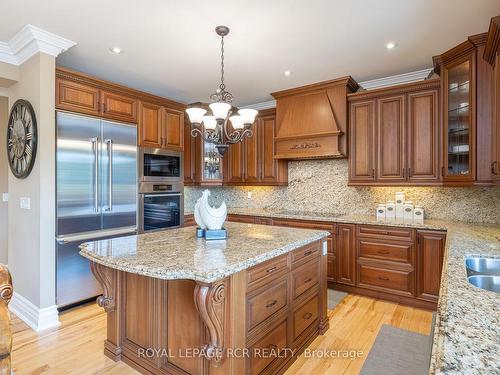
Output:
[[6, 53, 56, 308], [0, 96, 8, 264], [185, 159, 500, 224]]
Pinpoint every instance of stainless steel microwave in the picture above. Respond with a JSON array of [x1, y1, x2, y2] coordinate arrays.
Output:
[[139, 147, 183, 182]]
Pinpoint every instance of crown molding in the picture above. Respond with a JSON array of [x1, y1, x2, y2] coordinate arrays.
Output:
[[358, 68, 434, 90], [240, 100, 276, 110], [0, 24, 76, 66]]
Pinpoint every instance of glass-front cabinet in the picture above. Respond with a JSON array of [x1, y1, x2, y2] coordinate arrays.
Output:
[[201, 140, 223, 183], [442, 53, 476, 182]]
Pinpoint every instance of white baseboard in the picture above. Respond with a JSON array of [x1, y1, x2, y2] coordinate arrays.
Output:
[[9, 292, 60, 332]]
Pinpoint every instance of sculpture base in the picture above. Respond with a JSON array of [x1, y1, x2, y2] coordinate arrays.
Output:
[[205, 228, 227, 240], [196, 228, 205, 238]]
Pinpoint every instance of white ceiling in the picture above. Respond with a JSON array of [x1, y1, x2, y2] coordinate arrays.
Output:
[[1, 0, 499, 106]]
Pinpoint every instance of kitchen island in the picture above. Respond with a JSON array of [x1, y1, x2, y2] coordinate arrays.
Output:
[[79, 222, 329, 375]]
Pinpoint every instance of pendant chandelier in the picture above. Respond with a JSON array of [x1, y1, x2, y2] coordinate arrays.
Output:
[[185, 26, 258, 155]]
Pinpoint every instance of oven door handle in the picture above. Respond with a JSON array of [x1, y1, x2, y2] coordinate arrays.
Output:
[[143, 193, 183, 197]]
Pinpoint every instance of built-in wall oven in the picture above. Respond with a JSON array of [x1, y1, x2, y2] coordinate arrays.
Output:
[[138, 147, 184, 233], [139, 147, 182, 182]]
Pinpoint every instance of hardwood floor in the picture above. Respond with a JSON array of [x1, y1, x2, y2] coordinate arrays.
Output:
[[10, 294, 433, 375]]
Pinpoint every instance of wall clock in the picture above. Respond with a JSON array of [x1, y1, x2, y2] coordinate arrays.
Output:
[[7, 99, 38, 179]]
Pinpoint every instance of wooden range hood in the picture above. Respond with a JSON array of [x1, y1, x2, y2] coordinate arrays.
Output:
[[271, 76, 359, 159]]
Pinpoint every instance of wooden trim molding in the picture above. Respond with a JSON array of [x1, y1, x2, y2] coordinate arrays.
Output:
[[56, 67, 186, 110], [271, 76, 359, 98], [348, 79, 440, 101], [484, 16, 500, 65], [90, 262, 117, 313], [194, 280, 227, 367]]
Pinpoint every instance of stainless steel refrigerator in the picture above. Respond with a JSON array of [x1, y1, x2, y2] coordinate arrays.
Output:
[[56, 112, 137, 307]]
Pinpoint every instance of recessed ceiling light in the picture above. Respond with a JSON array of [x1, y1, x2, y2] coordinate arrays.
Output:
[[284, 70, 292, 76], [386, 42, 397, 50], [109, 47, 122, 54]]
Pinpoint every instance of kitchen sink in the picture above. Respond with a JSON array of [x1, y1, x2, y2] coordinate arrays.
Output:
[[465, 257, 500, 293], [465, 257, 500, 276], [467, 275, 500, 293]]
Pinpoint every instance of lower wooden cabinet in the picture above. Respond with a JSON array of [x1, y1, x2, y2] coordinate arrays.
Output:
[[226, 214, 446, 310], [336, 224, 356, 286], [416, 230, 446, 303]]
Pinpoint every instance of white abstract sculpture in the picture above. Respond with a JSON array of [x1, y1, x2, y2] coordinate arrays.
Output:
[[195, 190, 227, 230]]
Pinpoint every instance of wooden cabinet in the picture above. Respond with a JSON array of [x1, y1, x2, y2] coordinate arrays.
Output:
[[348, 80, 441, 185], [349, 100, 376, 182], [138, 102, 162, 148], [377, 95, 406, 182], [101, 90, 137, 123], [162, 107, 184, 150], [336, 224, 356, 286], [407, 89, 440, 182], [416, 230, 446, 303], [56, 78, 100, 116], [224, 140, 245, 183], [484, 16, 500, 184], [183, 119, 196, 185]]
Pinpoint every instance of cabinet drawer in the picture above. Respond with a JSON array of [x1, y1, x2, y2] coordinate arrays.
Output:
[[358, 240, 413, 265], [293, 295, 319, 341], [358, 264, 414, 296], [357, 225, 414, 242], [273, 219, 335, 233], [248, 278, 288, 330], [291, 242, 320, 267], [247, 255, 289, 290], [249, 320, 288, 375], [292, 260, 319, 300]]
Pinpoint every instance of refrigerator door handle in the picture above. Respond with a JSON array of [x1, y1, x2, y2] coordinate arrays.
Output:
[[105, 138, 113, 211], [91, 137, 99, 212]]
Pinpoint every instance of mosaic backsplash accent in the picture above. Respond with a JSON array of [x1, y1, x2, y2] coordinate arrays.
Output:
[[185, 159, 500, 223]]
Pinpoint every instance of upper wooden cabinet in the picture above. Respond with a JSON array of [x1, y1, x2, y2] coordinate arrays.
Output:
[[348, 80, 441, 186], [484, 16, 500, 184], [101, 90, 137, 123], [271, 77, 359, 159], [56, 67, 185, 148]]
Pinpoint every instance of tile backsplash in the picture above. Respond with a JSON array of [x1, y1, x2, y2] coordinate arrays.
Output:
[[185, 159, 500, 223]]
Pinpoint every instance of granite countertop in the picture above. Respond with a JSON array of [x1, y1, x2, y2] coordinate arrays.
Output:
[[185, 208, 500, 374], [79, 222, 328, 284]]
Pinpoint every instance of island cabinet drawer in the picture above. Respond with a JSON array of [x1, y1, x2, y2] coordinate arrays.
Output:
[[292, 295, 319, 341], [247, 255, 289, 291], [247, 278, 288, 331], [357, 263, 414, 296], [291, 242, 320, 267], [357, 239, 414, 265], [292, 259, 320, 300], [357, 225, 415, 242], [249, 319, 288, 375]]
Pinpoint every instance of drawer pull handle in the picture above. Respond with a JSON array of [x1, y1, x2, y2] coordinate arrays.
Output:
[[378, 250, 390, 255], [266, 266, 277, 273], [266, 300, 278, 308], [378, 276, 390, 281], [303, 312, 313, 320], [304, 250, 313, 256], [304, 277, 313, 284]]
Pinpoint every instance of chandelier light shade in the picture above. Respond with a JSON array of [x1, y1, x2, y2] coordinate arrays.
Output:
[[185, 25, 258, 155]]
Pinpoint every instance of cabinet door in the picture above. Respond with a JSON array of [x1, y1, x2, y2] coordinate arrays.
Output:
[[349, 100, 376, 182], [493, 53, 500, 182], [224, 141, 245, 184], [407, 89, 440, 182], [377, 95, 405, 182], [336, 224, 356, 286], [327, 236, 336, 282], [56, 78, 100, 116], [138, 102, 162, 148], [101, 90, 138, 123], [442, 54, 476, 183], [183, 119, 196, 184], [163, 107, 184, 151], [245, 119, 260, 183], [416, 230, 446, 302]]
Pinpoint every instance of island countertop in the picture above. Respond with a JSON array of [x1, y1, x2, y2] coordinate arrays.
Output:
[[79, 221, 329, 283]]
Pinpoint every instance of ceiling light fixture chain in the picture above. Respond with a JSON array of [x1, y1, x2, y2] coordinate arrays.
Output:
[[185, 25, 258, 156]]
